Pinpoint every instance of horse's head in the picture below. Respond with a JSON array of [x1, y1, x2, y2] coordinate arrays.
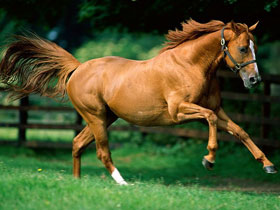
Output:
[[222, 21, 260, 88]]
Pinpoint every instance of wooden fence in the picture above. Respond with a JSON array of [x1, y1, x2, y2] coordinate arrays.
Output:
[[0, 70, 280, 149]]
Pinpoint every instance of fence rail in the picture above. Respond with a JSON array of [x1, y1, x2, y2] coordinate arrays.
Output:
[[0, 70, 280, 148]]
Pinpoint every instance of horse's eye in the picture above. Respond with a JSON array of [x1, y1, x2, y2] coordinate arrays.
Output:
[[239, 47, 248, 54]]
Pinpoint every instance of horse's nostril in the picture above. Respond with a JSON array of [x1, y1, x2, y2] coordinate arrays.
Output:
[[249, 77, 257, 84]]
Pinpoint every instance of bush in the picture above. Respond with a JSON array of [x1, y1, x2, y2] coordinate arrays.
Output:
[[74, 30, 164, 62]]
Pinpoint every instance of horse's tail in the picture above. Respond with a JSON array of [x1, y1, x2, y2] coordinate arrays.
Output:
[[0, 34, 81, 100]]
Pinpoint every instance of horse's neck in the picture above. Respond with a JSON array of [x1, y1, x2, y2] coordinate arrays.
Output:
[[174, 31, 223, 76]]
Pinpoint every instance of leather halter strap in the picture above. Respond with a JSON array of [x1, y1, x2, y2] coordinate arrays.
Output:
[[221, 27, 257, 74]]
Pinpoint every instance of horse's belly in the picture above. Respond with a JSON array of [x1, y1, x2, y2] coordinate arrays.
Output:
[[108, 101, 173, 126]]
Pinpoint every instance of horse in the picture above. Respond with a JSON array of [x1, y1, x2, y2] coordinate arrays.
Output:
[[0, 19, 277, 185]]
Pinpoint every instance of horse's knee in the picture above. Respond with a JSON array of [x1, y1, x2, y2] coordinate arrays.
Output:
[[205, 110, 217, 125]]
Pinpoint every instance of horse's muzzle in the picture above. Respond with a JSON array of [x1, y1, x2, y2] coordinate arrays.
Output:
[[248, 75, 262, 87], [243, 74, 262, 89]]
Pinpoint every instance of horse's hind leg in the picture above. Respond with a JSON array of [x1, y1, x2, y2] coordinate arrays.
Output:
[[72, 114, 118, 178], [72, 125, 94, 178], [86, 114, 127, 185]]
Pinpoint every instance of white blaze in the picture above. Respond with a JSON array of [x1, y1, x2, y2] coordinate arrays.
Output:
[[249, 40, 259, 74]]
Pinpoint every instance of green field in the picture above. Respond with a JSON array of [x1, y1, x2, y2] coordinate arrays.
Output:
[[0, 141, 279, 210]]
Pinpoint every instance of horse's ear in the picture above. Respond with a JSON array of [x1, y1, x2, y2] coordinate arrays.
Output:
[[230, 20, 240, 34], [249, 21, 259, 32]]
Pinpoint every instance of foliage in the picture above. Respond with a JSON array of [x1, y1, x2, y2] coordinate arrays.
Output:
[[74, 30, 164, 61], [0, 9, 18, 45], [0, 0, 280, 50], [0, 143, 280, 210], [0, 0, 70, 30], [77, 0, 280, 40]]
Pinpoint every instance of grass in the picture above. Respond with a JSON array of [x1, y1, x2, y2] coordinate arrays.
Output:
[[0, 128, 75, 142], [0, 141, 280, 210]]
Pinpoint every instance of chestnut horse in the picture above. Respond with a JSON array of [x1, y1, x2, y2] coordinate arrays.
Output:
[[0, 20, 277, 185]]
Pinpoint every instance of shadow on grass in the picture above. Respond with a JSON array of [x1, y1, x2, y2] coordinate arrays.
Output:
[[81, 152, 280, 194], [111, 166, 280, 194]]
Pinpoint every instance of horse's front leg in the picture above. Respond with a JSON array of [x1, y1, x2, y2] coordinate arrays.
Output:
[[217, 108, 277, 174], [175, 102, 218, 170]]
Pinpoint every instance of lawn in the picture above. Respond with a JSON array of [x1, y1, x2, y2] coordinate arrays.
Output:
[[0, 141, 279, 210]]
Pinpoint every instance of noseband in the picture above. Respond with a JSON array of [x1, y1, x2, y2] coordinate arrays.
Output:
[[221, 27, 257, 74]]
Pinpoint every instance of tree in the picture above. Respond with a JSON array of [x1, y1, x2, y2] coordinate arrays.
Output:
[[0, 0, 279, 49]]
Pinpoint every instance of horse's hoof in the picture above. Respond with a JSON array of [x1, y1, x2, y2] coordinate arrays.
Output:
[[202, 158, 214, 170], [263, 165, 278, 174]]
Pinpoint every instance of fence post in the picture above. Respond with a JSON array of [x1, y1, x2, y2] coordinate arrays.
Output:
[[18, 96, 29, 146], [261, 81, 271, 140]]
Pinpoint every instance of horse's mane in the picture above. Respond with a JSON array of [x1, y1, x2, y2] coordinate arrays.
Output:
[[160, 19, 226, 53]]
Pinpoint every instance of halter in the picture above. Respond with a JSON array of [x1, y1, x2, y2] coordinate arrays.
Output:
[[221, 27, 257, 74]]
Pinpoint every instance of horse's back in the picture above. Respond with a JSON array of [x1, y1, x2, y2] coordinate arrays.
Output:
[[68, 56, 134, 87]]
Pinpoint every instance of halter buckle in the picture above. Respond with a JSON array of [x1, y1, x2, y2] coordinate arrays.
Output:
[[235, 63, 241, 70], [221, 38, 225, 46]]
